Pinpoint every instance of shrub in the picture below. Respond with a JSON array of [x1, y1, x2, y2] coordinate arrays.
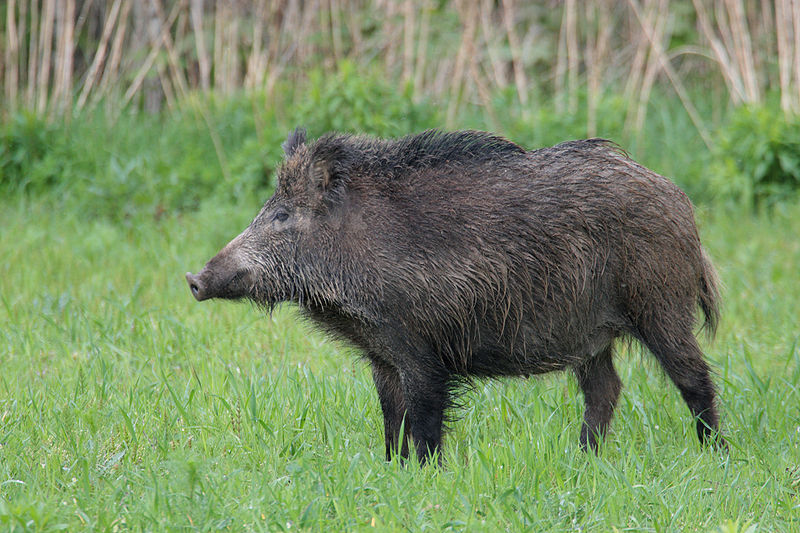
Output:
[[293, 60, 440, 138], [0, 71, 442, 221], [0, 111, 65, 192], [710, 104, 800, 206], [0, 98, 278, 220]]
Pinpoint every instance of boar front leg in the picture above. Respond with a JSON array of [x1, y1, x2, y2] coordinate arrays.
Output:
[[371, 354, 451, 465], [400, 365, 451, 465], [370, 358, 408, 461]]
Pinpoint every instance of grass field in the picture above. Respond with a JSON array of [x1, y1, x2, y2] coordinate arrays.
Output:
[[1, 193, 798, 532]]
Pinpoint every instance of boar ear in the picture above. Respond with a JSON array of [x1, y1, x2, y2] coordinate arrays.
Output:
[[308, 135, 351, 200], [311, 159, 336, 192], [282, 127, 307, 157]]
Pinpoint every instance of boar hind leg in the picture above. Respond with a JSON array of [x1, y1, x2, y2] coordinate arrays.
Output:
[[370, 358, 408, 461], [639, 327, 725, 448], [574, 344, 622, 452]]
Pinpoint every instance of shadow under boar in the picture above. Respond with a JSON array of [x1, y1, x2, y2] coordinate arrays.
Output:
[[186, 129, 724, 463]]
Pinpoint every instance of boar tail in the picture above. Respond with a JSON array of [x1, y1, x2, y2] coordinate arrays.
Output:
[[698, 247, 721, 338]]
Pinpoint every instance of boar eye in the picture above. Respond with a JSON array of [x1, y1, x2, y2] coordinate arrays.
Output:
[[273, 210, 289, 223]]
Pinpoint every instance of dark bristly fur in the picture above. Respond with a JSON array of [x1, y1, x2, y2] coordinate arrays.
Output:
[[185, 129, 724, 464]]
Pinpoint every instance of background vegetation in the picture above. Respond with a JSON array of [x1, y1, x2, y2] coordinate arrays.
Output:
[[1, 1, 799, 531]]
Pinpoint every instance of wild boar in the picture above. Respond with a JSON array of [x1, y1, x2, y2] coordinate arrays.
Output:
[[186, 128, 724, 463]]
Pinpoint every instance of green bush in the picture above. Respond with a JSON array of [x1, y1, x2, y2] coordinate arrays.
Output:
[[502, 90, 629, 150], [11, 78, 800, 220], [0, 111, 66, 192], [293, 60, 440, 138], [0, 68, 443, 221], [710, 103, 800, 206], [0, 98, 278, 220]]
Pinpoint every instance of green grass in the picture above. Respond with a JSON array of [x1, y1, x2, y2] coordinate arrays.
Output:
[[1, 194, 799, 532]]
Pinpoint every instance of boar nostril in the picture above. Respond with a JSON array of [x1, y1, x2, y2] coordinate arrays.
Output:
[[186, 272, 204, 301]]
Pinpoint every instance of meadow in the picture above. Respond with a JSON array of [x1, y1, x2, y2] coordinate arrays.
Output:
[[1, 118, 799, 530]]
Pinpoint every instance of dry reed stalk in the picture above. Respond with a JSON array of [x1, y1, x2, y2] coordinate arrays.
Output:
[[4, 0, 19, 106], [623, 0, 655, 130], [585, 0, 611, 137], [176, 3, 190, 81], [714, 1, 737, 73], [52, 1, 64, 108], [380, 0, 398, 75], [122, 0, 182, 108], [213, 0, 224, 90], [143, 0, 176, 111], [692, 0, 746, 104], [402, 0, 415, 84], [219, 0, 234, 92], [157, 62, 177, 110], [585, 3, 597, 136], [37, 0, 56, 114], [776, 0, 794, 112], [264, 0, 301, 98], [265, 0, 284, 66], [430, 54, 449, 99], [77, 0, 123, 110], [16, 0, 28, 98], [751, 0, 774, 82], [298, 1, 317, 73], [555, 0, 580, 113], [633, 0, 668, 133], [191, 0, 211, 90], [555, 0, 567, 113], [725, 0, 759, 103], [263, 0, 291, 98], [245, 0, 267, 89], [26, 0, 40, 108], [566, 0, 579, 113], [792, 0, 800, 112], [330, 0, 344, 63], [97, 0, 132, 104], [73, 0, 97, 41], [501, 0, 528, 106], [347, 1, 364, 57], [464, 1, 497, 128], [479, 0, 507, 89], [414, 0, 432, 98], [469, 47, 499, 129], [290, 0, 304, 71], [151, 0, 189, 100], [627, 0, 712, 148], [447, 0, 477, 126], [54, 0, 76, 117], [226, 2, 241, 91]]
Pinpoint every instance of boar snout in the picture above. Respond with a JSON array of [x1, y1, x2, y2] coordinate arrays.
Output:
[[185, 267, 251, 301], [185, 272, 207, 301], [186, 240, 256, 302]]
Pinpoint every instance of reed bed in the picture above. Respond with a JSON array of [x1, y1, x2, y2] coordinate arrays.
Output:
[[2, 0, 800, 131]]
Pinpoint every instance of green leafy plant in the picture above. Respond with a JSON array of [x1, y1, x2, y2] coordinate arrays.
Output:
[[710, 104, 800, 206], [0, 111, 65, 191], [294, 60, 440, 138]]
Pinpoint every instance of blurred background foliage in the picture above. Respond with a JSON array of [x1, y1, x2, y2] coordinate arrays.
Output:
[[1, 0, 800, 219]]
